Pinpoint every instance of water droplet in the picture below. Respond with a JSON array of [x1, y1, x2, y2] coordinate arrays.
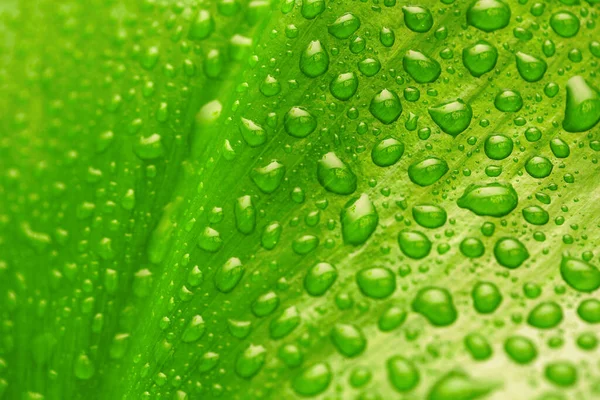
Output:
[[228, 319, 252, 339], [300, 40, 329, 78], [371, 137, 405, 167], [270, 306, 300, 339], [465, 333, 493, 360], [505, 336, 537, 364], [515, 52, 547, 83], [252, 291, 280, 317], [457, 182, 518, 217], [239, 117, 267, 147], [134, 134, 164, 160], [235, 344, 266, 379], [261, 222, 282, 250], [214, 257, 245, 293], [562, 76, 600, 132], [494, 89, 523, 112], [549, 138, 570, 158], [484, 134, 514, 160], [550, 11, 580, 38], [284, 106, 317, 138], [341, 194, 379, 245], [356, 267, 396, 299], [358, 57, 381, 77], [428, 371, 497, 400], [292, 363, 331, 396], [460, 237, 485, 258], [197, 227, 223, 252], [403, 50, 441, 84], [387, 356, 420, 392], [301, 0, 325, 19], [304, 262, 338, 296], [560, 256, 600, 292], [545, 361, 577, 387], [398, 230, 432, 259], [370, 89, 402, 124], [522, 206, 549, 225], [412, 204, 447, 229], [527, 301, 563, 329], [402, 6, 433, 33], [74, 353, 95, 380], [250, 160, 285, 193], [260, 75, 281, 97], [379, 27, 395, 47], [412, 287, 457, 326], [408, 157, 449, 186], [328, 13, 361, 39], [279, 344, 303, 367], [577, 299, 600, 323], [317, 152, 357, 195], [494, 237, 529, 269], [292, 235, 319, 255], [378, 306, 407, 331], [462, 41, 498, 77], [189, 9, 217, 40], [330, 72, 358, 101], [331, 324, 366, 357], [182, 315, 205, 343], [525, 156, 553, 178], [467, 0, 511, 32], [428, 99, 473, 137], [235, 195, 256, 234]]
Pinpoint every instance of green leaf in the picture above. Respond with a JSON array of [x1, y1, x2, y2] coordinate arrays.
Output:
[[2, 0, 600, 399]]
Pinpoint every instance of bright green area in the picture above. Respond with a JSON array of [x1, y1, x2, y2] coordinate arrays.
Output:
[[1, 0, 600, 399]]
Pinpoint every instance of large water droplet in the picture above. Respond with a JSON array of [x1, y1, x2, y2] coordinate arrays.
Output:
[[214, 257, 245, 293], [484, 134, 513, 160], [515, 52, 547, 83], [284, 106, 317, 138], [505, 336, 537, 364], [328, 13, 361, 39], [371, 137, 404, 167], [467, 0, 511, 32], [562, 76, 600, 132], [525, 156, 553, 179], [330, 324, 366, 357], [317, 152, 357, 195], [457, 182, 518, 217], [235, 195, 256, 234], [412, 287, 457, 326], [292, 363, 331, 396], [412, 204, 447, 229], [398, 230, 432, 259], [239, 117, 267, 147], [402, 6, 433, 32], [428, 99, 473, 137], [370, 89, 402, 124], [462, 41, 498, 77], [550, 11, 580, 38], [387, 356, 420, 392], [527, 301, 563, 329], [300, 40, 329, 78], [408, 157, 449, 186], [403, 50, 441, 83], [340, 194, 379, 245], [250, 160, 285, 193], [560, 256, 600, 292], [235, 344, 266, 379], [356, 267, 396, 299], [304, 262, 338, 296], [494, 237, 529, 269], [330, 72, 358, 101]]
